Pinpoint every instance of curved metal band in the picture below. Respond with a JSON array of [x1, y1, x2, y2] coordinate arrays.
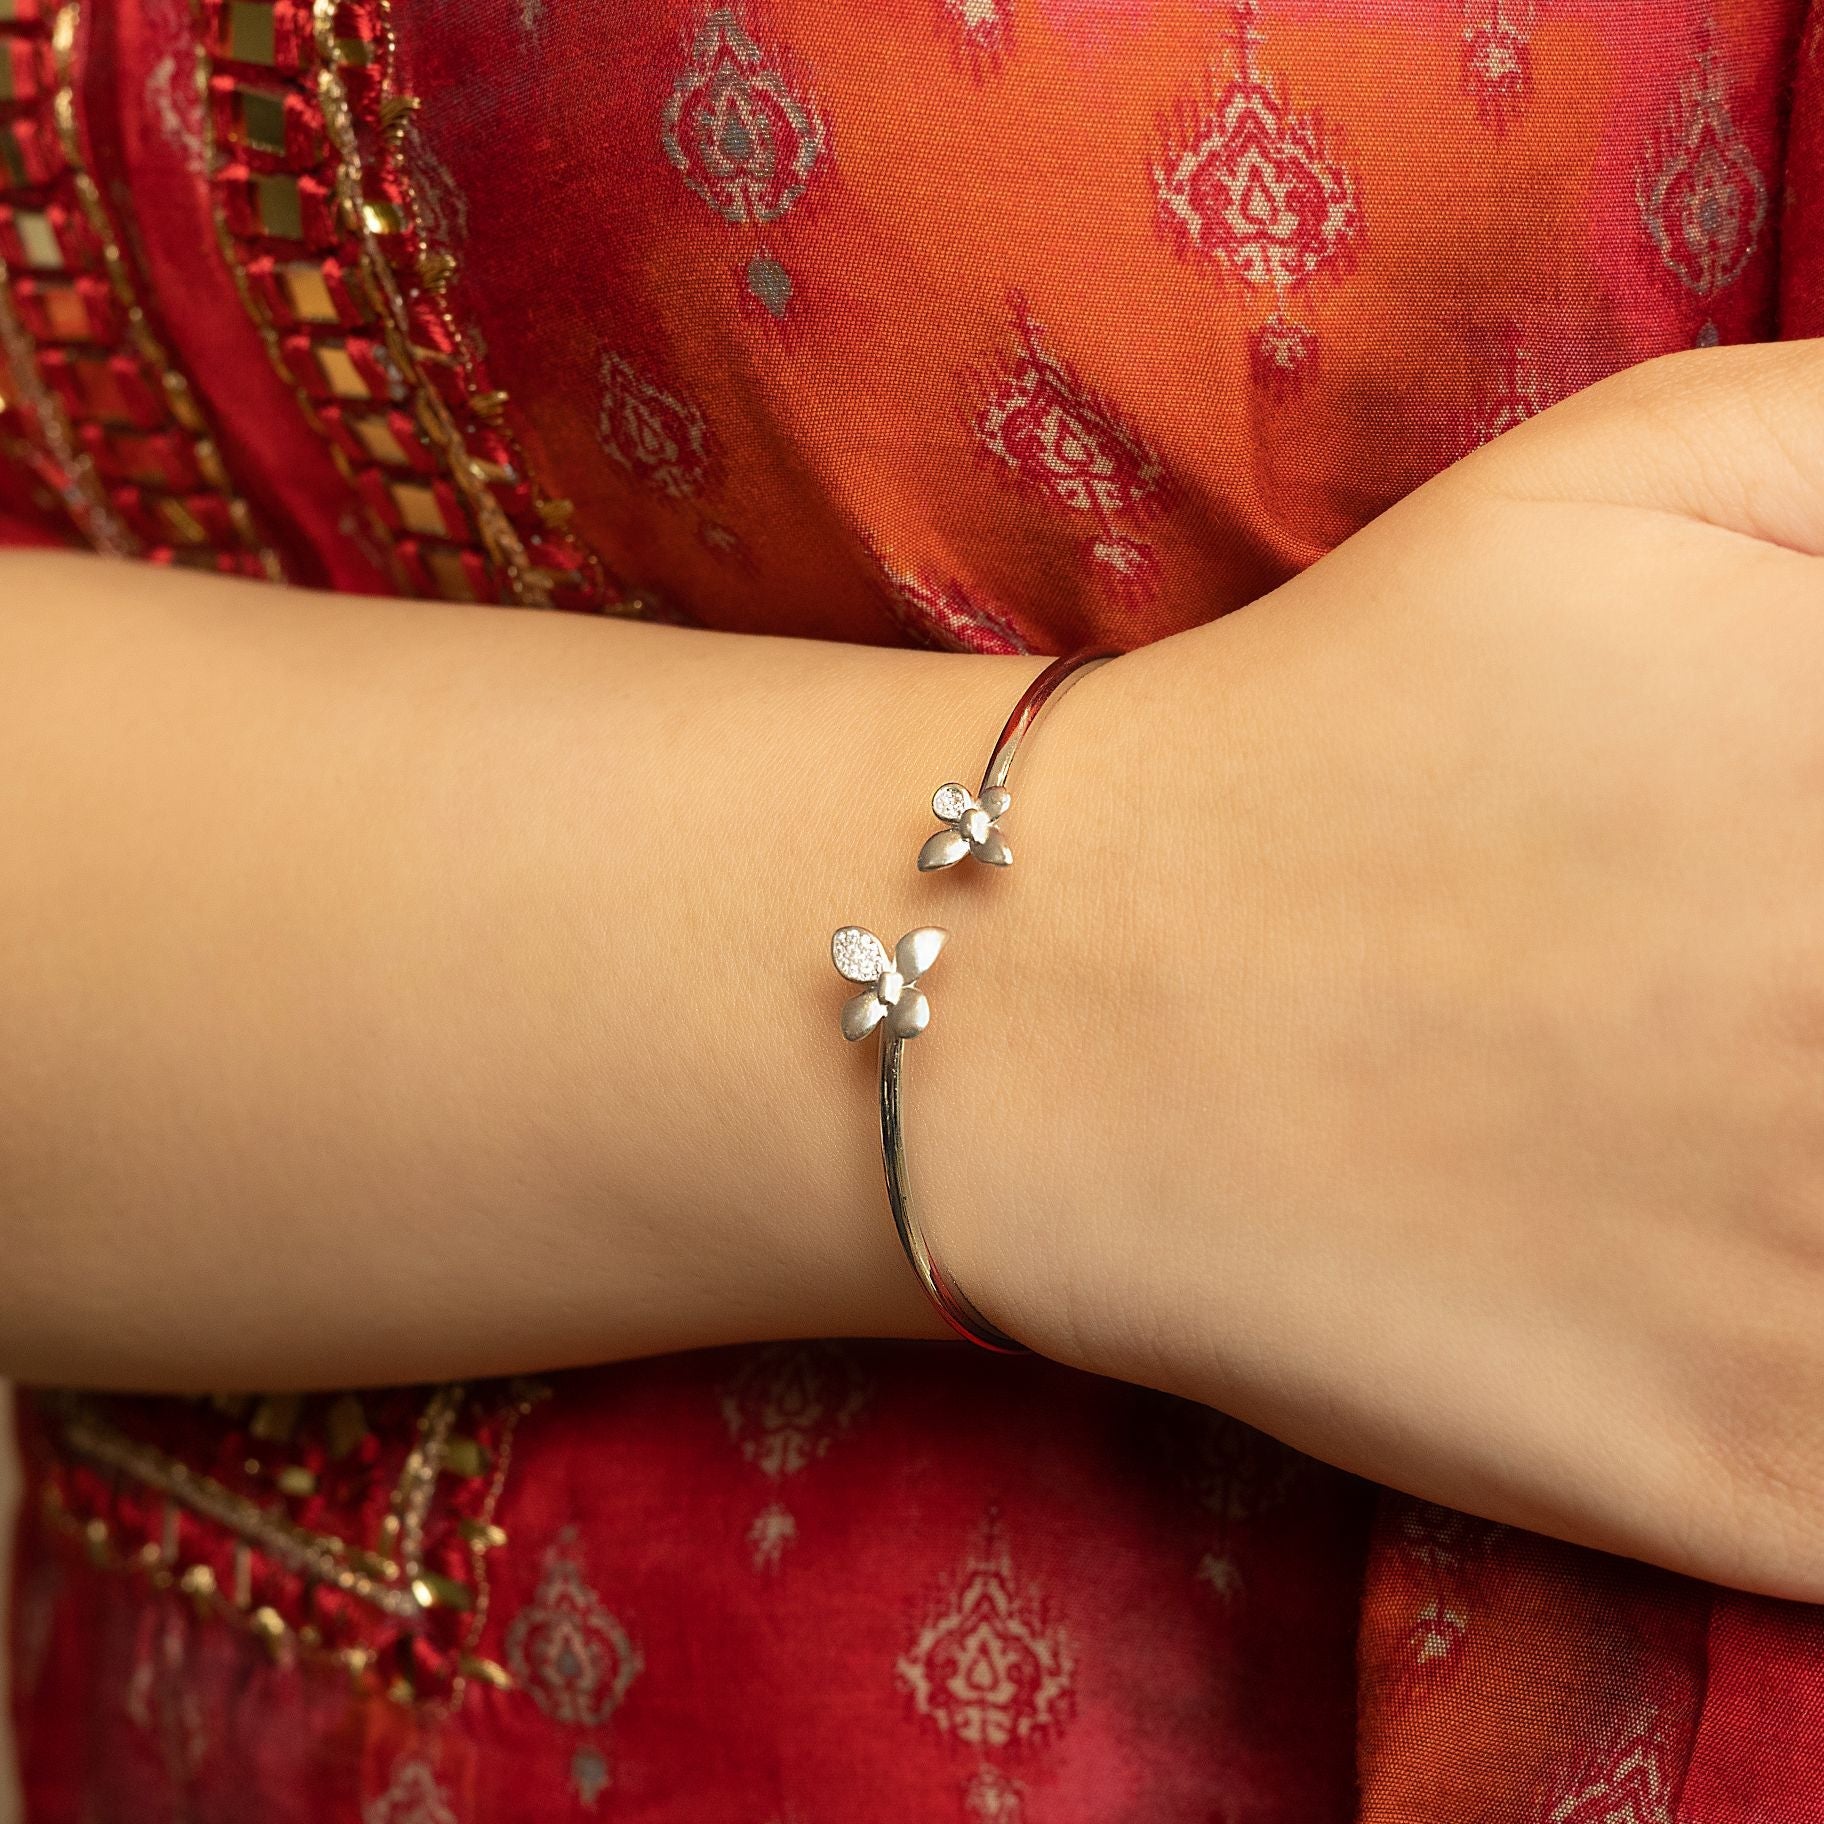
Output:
[[980, 648, 1121, 799], [880, 648, 1120, 1354], [880, 1033, 1025, 1352]]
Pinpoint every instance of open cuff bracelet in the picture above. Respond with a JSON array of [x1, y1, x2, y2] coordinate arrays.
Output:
[[830, 649, 1118, 1353]]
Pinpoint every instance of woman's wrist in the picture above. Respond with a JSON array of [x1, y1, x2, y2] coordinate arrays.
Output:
[[898, 634, 1201, 1368]]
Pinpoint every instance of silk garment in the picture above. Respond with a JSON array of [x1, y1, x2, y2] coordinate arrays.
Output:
[[7, 2, 1824, 1819]]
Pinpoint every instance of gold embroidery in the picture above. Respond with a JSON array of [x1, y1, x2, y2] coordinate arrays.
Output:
[[311, 0, 537, 601], [0, 0, 279, 570], [235, 81, 283, 150], [0, 220, 131, 548], [252, 168, 300, 235], [280, 259, 336, 321], [58, 1398, 425, 1620], [385, 1380, 460, 1583], [193, 0, 616, 605], [354, 413, 408, 464], [312, 341, 370, 398], [43, 1380, 543, 1709], [190, 0, 407, 588], [390, 477, 448, 537]]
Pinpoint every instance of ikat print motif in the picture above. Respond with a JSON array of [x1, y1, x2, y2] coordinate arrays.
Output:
[[875, 548, 1036, 654], [661, 5, 828, 318], [898, 1517, 1076, 1753], [720, 1341, 872, 1569], [363, 1759, 460, 1824], [970, 298, 1170, 604], [503, 1528, 644, 1807], [1154, 0, 1363, 391], [1638, 41, 1770, 339], [1460, 0, 1538, 128]]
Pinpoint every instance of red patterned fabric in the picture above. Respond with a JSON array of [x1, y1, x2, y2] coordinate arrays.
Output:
[[6, 1, 1824, 1818]]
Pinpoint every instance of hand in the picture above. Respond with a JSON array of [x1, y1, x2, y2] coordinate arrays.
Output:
[[922, 340, 1824, 1600]]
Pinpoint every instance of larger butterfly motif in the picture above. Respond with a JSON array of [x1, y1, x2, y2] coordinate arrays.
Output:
[[830, 926, 946, 1041]]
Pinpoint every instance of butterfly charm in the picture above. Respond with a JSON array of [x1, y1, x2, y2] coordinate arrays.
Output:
[[831, 925, 946, 1041], [918, 781, 1013, 872]]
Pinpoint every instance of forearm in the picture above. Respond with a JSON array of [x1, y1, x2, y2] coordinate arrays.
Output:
[[0, 551, 1087, 1389]]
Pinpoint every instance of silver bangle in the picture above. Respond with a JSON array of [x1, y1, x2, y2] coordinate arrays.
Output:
[[830, 650, 1118, 1352]]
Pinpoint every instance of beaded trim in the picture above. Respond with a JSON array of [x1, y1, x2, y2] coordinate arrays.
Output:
[[38, 1381, 543, 1708], [194, 0, 611, 607], [0, 0, 281, 573]]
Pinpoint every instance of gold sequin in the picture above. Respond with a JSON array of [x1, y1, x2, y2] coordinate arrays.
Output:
[[314, 342, 370, 398], [238, 85, 286, 153], [39, 280, 89, 339], [281, 261, 338, 322], [442, 1436, 489, 1479], [13, 208, 59, 266], [389, 478, 447, 537], [249, 1394, 303, 1442], [410, 1572, 473, 1612], [156, 496, 208, 545], [424, 547, 476, 601], [360, 196, 403, 234], [226, 1, 275, 65], [378, 93, 419, 137], [256, 172, 302, 239], [324, 1394, 368, 1459], [353, 414, 407, 464]]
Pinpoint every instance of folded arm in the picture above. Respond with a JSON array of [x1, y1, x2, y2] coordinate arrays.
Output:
[[0, 552, 1089, 1388]]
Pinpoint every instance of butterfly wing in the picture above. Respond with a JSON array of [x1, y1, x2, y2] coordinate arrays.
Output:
[[886, 986, 930, 1039], [932, 782, 973, 823], [980, 786, 1012, 820], [918, 828, 970, 872], [895, 927, 947, 979], [831, 926, 891, 984], [841, 989, 889, 1042]]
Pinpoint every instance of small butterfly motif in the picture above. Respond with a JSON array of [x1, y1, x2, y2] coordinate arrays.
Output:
[[831, 925, 946, 1041], [918, 781, 1013, 872]]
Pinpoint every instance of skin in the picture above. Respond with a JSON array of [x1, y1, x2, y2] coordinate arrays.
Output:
[[2, 338, 1822, 1602]]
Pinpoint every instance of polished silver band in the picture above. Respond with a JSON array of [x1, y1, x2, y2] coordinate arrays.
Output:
[[831, 649, 1119, 1353]]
